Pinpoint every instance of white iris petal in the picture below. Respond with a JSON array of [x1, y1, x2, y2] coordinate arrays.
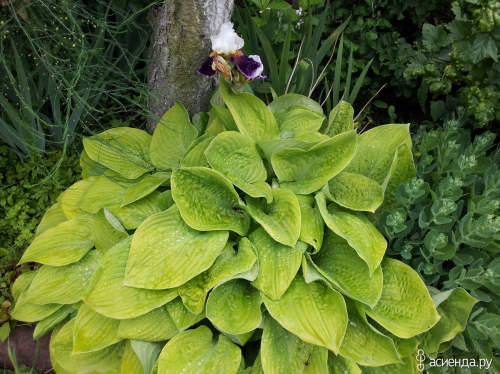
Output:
[[211, 22, 244, 55]]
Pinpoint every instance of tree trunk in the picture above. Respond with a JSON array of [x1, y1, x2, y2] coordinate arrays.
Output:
[[147, 0, 234, 133]]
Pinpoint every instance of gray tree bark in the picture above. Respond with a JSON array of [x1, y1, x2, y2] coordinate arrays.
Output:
[[147, 0, 234, 133]]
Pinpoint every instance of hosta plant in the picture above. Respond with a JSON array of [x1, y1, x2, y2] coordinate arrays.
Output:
[[11, 78, 474, 373]]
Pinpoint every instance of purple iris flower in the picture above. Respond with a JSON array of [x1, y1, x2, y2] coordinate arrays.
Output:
[[198, 55, 217, 77], [232, 54, 267, 80]]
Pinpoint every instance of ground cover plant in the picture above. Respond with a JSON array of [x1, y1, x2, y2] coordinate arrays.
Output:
[[379, 110, 500, 372], [9, 60, 480, 372]]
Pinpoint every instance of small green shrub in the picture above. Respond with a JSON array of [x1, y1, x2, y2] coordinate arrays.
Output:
[[379, 110, 500, 371], [10, 80, 477, 373]]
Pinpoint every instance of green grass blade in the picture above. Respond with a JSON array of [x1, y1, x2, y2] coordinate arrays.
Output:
[[345, 46, 353, 101], [278, 18, 293, 96], [313, 17, 350, 68], [348, 58, 373, 105], [252, 19, 279, 90], [332, 34, 344, 107], [307, 2, 329, 64]]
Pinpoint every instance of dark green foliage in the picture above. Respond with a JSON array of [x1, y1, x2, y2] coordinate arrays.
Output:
[[379, 111, 500, 371], [0, 0, 155, 159]]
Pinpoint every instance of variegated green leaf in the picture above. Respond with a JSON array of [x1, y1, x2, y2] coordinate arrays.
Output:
[[150, 101, 198, 170], [122, 172, 171, 207], [206, 131, 272, 202], [24, 250, 102, 305], [323, 172, 383, 213], [220, 78, 279, 142], [118, 306, 178, 342], [158, 326, 241, 374], [73, 303, 122, 354], [83, 127, 152, 179], [83, 237, 178, 319], [272, 131, 357, 194], [362, 259, 440, 339], [262, 274, 348, 353], [316, 192, 386, 275], [124, 205, 228, 289], [244, 188, 301, 247], [207, 279, 262, 335], [309, 230, 382, 307], [19, 213, 94, 266], [171, 167, 251, 235], [249, 227, 306, 300], [179, 238, 257, 315]]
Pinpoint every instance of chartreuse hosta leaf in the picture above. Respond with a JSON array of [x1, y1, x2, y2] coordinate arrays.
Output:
[[249, 227, 306, 301], [124, 204, 228, 289], [306, 230, 382, 307], [324, 101, 354, 137], [219, 78, 279, 142], [205, 131, 272, 202], [327, 354, 361, 374], [106, 191, 162, 230], [78, 172, 131, 213], [360, 356, 416, 374], [33, 304, 74, 340], [344, 124, 412, 185], [121, 172, 171, 207], [73, 303, 122, 354], [57, 178, 95, 219], [293, 132, 330, 142], [171, 167, 251, 235], [179, 238, 257, 314], [257, 139, 316, 159], [262, 274, 348, 353], [268, 93, 324, 115], [19, 213, 94, 266], [323, 172, 383, 212], [274, 105, 325, 139], [417, 288, 477, 353], [50, 319, 124, 373], [149, 101, 198, 170], [83, 127, 153, 179], [121, 340, 145, 374], [80, 149, 108, 179], [207, 279, 262, 335], [131, 340, 163, 374], [11, 272, 63, 323], [261, 316, 327, 374], [92, 208, 128, 253], [24, 250, 102, 305], [361, 258, 440, 339], [212, 106, 238, 132], [339, 300, 402, 367], [157, 190, 175, 211], [180, 135, 214, 168], [272, 130, 357, 194], [303, 346, 329, 374], [35, 203, 67, 236], [205, 116, 227, 136], [297, 195, 324, 252], [376, 143, 416, 219], [165, 297, 206, 332], [158, 326, 241, 374], [316, 192, 386, 275], [118, 305, 178, 342], [83, 237, 178, 319], [244, 188, 301, 247]]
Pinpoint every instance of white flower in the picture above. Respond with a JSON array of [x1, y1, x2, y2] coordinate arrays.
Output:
[[296, 7, 302, 15], [210, 22, 244, 55], [247, 55, 264, 79]]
